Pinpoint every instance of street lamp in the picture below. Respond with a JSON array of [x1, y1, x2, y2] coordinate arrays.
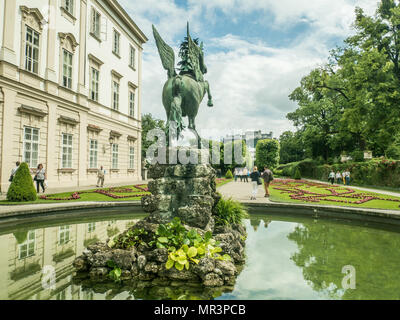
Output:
[[103, 136, 115, 153]]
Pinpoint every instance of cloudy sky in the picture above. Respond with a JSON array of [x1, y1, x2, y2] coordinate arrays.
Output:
[[119, 0, 378, 140]]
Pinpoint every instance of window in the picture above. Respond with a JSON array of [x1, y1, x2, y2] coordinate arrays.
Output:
[[129, 90, 135, 117], [18, 230, 35, 259], [62, 133, 73, 168], [23, 127, 39, 168], [129, 45, 135, 69], [62, 49, 73, 89], [91, 8, 101, 38], [129, 146, 135, 169], [112, 81, 120, 110], [25, 26, 39, 73], [87, 222, 96, 233], [112, 143, 118, 169], [59, 225, 70, 245], [90, 67, 99, 101], [64, 0, 74, 15], [113, 30, 120, 56], [89, 139, 98, 168]]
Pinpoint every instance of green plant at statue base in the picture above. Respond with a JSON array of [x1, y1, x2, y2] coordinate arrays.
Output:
[[225, 169, 233, 179], [214, 197, 249, 226], [107, 260, 122, 283], [113, 228, 148, 249], [7, 162, 37, 202], [293, 167, 302, 180], [146, 218, 230, 272]]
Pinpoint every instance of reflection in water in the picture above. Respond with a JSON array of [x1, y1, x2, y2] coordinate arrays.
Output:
[[1, 213, 400, 300], [287, 220, 400, 300]]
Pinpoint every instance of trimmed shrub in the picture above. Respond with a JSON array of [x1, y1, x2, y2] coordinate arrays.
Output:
[[215, 197, 249, 226], [225, 169, 233, 179], [256, 139, 280, 170], [7, 162, 37, 202], [293, 167, 302, 180]]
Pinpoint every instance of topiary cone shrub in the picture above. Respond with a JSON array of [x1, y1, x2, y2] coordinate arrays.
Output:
[[7, 162, 37, 202], [293, 167, 302, 180], [225, 169, 233, 179]]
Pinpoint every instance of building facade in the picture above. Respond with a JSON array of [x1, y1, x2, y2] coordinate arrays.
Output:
[[0, 0, 147, 192]]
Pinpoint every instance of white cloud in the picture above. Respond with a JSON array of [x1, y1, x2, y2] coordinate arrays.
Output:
[[120, 0, 379, 139]]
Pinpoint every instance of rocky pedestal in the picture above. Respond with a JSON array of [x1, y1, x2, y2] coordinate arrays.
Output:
[[73, 161, 247, 288]]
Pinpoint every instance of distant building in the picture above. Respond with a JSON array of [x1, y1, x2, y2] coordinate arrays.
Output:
[[0, 0, 148, 191], [223, 130, 274, 161]]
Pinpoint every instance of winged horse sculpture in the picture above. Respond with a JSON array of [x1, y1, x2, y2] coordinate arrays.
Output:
[[152, 23, 213, 148]]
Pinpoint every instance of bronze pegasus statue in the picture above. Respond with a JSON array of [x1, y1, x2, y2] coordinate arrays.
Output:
[[152, 23, 214, 148]]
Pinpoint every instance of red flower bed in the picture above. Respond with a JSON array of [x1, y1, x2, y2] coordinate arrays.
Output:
[[271, 179, 400, 206]]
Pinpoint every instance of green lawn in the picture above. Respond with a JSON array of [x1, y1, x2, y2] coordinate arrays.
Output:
[[269, 179, 400, 211]]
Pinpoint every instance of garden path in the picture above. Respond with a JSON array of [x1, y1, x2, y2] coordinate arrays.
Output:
[[218, 180, 271, 204]]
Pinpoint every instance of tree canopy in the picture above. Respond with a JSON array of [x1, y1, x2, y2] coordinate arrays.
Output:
[[287, 1, 400, 161]]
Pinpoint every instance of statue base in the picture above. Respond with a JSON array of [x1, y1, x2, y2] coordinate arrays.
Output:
[[73, 161, 247, 289]]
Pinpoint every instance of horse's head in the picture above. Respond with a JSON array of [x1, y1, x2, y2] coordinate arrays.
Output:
[[199, 42, 207, 75]]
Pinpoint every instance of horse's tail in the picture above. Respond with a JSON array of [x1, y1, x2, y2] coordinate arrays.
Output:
[[172, 75, 184, 97]]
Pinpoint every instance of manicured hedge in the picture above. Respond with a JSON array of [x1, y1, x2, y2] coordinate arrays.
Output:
[[225, 169, 233, 179], [7, 162, 37, 202], [278, 158, 400, 188]]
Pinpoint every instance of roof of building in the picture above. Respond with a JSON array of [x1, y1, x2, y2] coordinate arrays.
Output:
[[107, 0, 148, 43]]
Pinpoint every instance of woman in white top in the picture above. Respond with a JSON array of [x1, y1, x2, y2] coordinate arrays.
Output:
[[335, 171, 342, 184], [328, 171, 335, 185], [35, 163, 47, 193]]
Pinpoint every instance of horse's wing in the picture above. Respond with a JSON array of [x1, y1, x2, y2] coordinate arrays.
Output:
[[152, 25, 177, 79]]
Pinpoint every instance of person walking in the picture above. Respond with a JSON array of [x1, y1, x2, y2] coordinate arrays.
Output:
[[250, 166, 261, 200], [243, 167, 249, 182], [34, 163, 46, 193], [9, 161, 20, 182], [261, 166, 274, 197], [336, 171, 342, 184], [328, 171, 335, 185], [345, 170, 351, 185], [97, 165, 106, 187], [239, 168, 243, 182], [342, 170, 346, 184]]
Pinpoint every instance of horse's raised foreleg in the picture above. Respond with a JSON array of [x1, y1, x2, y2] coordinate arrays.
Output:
[[188, 117, 201, 149], [204, 81, 213, 107]]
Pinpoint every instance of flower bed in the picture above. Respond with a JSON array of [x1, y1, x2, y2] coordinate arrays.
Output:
[[39, 185, 150, 201], [271, 179, 400, 207]]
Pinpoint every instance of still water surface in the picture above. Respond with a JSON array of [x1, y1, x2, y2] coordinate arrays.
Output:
[[0, 211, 399, 300]]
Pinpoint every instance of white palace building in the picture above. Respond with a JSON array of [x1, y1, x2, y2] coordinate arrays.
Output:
[[0, 0, 148, 192]]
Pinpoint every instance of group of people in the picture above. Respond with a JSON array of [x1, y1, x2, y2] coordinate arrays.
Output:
[[9, 161, 107, 193], [249, 166, 274, 200], [234, 167, 249, 182], [328, 170, 351, 185]]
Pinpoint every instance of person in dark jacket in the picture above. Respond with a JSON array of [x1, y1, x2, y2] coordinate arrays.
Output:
[[261, 166, 274, 197], [250, 166, 261, 200]]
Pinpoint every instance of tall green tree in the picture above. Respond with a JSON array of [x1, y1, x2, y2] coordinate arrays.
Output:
[[279, 131, 306, 164], [141, 113, 165, 162]]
